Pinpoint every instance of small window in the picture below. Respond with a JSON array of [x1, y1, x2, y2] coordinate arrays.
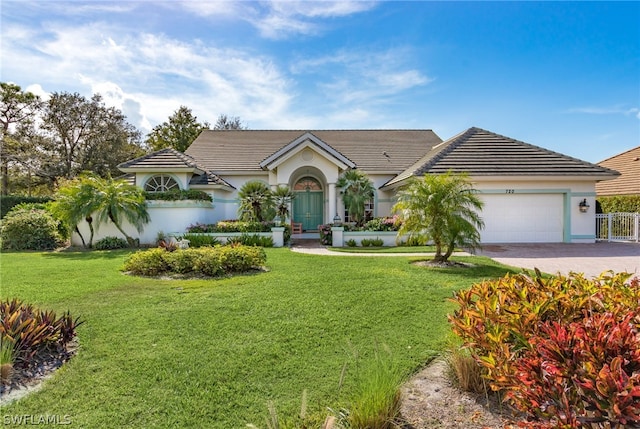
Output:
[[144, 175, 180, 192]]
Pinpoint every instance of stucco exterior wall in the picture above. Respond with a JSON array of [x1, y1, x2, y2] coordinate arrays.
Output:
[[71, 201, 215, 246]]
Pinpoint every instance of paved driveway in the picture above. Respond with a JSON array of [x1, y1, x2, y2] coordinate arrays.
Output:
[[478, 242, 640, 279]]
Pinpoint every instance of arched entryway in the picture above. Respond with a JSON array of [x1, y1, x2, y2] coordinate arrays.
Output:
[[293, 177, 323, 231]]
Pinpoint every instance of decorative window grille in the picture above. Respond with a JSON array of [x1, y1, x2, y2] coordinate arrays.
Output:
[[144, 175, 180, 192]]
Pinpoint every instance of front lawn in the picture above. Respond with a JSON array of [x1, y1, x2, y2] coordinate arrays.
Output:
[[0, 249, 517, 427]]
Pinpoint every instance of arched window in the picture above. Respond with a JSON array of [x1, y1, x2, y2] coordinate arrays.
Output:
[[294, 177, 322, 191], [144, 175, 180, 192]]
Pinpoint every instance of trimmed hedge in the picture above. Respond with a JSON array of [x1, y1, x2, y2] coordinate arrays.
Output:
[[95, 236, 129, 250], [1, 195, 52, 219], [597, 195, 640, 213], [144, 190, 212, 202], [122, 245, 267, 277]]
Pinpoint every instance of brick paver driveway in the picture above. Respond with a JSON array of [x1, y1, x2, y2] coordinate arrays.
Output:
[[478, 242, 640, 279]]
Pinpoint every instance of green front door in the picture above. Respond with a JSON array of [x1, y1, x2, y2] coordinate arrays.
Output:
[[293, 191, 323, 231]]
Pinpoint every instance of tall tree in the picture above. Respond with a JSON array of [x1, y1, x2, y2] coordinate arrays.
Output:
[[392, 172, 484, 263], [336, 169, 375, 227], [214, 114, 246, 130], [40, 92, 144, 181], [0, 82, 42, 195], [146, 106, 209, 152]]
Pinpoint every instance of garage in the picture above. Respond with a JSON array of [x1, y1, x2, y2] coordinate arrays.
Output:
[[479, 193, 564, 243]]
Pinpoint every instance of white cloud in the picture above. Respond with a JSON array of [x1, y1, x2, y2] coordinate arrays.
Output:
[[218, 1, 377, 39], [293, 48, 432, 105], [569, 105, 640, 119], [1, 19, 301, 131]]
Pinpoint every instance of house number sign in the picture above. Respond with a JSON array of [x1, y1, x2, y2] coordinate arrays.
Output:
[[505, 189, 515, 194]]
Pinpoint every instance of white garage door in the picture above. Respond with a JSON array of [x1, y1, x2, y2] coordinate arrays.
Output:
[[480, 194, 564, 243]]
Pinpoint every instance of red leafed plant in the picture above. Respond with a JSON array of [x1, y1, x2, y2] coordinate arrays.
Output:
[[511, 311, 640, 427], [449, 271, 640, 428]]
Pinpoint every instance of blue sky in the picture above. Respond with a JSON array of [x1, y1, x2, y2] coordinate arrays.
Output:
[[1, 1, 638, 163]]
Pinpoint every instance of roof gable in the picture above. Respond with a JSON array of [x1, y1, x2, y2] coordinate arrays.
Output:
[[385, 127, 620, 187], [596, 146, 640, 195], [118, 148, 203, 172], [117, 148, 233, 189], [259, 132, 356, 170]]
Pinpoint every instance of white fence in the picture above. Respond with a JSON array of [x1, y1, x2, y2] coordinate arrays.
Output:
[[595, 213, 640, 242]]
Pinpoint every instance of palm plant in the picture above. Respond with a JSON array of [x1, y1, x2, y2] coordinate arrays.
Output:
[[392, 171, 484, 263], [53, 174, 149, 247], [52, 178, 100, 248], [272, 185, 295, 223], [336, 169, 375, 227], [237, 181, 274, 222]]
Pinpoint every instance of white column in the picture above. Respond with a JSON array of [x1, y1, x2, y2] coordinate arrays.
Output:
[[328, 182, 336, 223]]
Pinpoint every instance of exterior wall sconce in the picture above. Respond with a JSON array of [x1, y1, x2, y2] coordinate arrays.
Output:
[[333, 213, 342, 226], [579, 198, 590, 213]]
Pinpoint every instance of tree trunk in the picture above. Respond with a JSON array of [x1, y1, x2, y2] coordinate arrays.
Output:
[[86, 216, 94, 248], [74, 226, 87, 248], [1, 160, 8, 196], [108, 212, 137, 247]]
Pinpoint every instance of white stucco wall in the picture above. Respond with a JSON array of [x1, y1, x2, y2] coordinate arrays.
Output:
[[72, 201, 216, 246]]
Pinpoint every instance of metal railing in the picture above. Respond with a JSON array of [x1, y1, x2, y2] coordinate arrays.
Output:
[[595, 212, 640, 242]]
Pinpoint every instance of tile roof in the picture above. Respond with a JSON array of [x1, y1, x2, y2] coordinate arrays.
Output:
[[117, 147, 233, 188], [185, 130, 442, 173], [117, 147, 202, 170], [384, 127, 620, 187], [596, 146, 640, 196]]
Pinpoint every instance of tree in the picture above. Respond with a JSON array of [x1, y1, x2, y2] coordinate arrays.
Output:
[[146, 106, 209, 152], [336, 169, 375, 227], [392, 172, 484, 263], [272, 185, 295, 221], [0, 82, 42, 195], [214, 114, 246, 130], [237, 181, 274, 222], [51, 177, 100, 248], [40, 92, 144, 181], [53, 174, 149, 247]]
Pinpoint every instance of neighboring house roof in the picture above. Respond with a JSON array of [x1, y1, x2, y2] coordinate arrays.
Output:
[[185, 130, 442, 173], [117, 147, 233, 188], [596, 145, 640, 196], [384, 127, 620, 188]]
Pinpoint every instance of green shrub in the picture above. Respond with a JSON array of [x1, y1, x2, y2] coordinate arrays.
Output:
[[0, 298, 83, 368], [398, 235, 426, 247], [123, 248, 169, 276], [94, 236, 129, 250], [122, 245, 267, 278], [226, 234, 273, 247], [597, 195, 640, 213], [0, 206, 64, 250], [163, 249, 199, 274], [346, 239, 357, 247], [362, 216, 401, 232], [450, 271, 640, 427], [182, 233, 221, 248], [0, 195, 52, 219], [360, 238, 383, 247], [187, 220, 274, 233], [144, 189, 212, 202]]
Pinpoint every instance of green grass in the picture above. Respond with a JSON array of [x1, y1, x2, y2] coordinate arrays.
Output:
[[0, 249, 518, 427]]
